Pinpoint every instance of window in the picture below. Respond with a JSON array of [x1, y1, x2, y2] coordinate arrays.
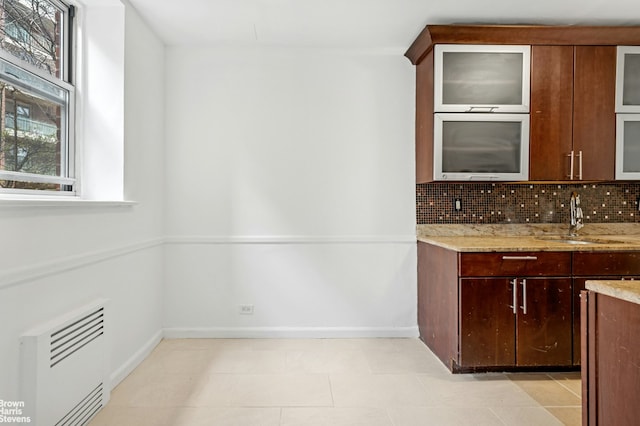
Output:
[[0, 0, 74, 194]]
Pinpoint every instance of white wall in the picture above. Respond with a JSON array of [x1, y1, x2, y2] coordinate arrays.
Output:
[[0, 3, 165, 399], [164, 47, 417, 337]]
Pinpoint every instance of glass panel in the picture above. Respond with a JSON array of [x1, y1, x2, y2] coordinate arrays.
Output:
[[0, 75, 67, 190], [442, 121, 522, 173], [623, 121, 640, 172], [442, 52, 523, 105], [623, 53, 640, 106], [0, 0, 64, 78]]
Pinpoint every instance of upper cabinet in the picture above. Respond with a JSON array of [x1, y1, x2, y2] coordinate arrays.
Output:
[[529, 45, 616, 181], [434, 44, 530, 113], [615, 47, 640, 179], [406, 25, 640, 183], [616, 46, 640, 112]]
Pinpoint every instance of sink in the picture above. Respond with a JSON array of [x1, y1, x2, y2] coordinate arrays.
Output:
[[535, 235, 626, 245]]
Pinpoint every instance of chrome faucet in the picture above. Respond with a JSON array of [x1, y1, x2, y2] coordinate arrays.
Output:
[[569, 191, 584, 236]]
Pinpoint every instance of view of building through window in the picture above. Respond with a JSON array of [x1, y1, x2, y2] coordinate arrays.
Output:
[[0, 0, 72, 192]]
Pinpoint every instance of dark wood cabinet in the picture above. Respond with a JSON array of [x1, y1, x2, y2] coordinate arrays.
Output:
[[418, 244, 573, 372], [529, 45, 616, 181], [459, 253, 572, 370], [460, 277, 572, 368], [572, 252, 640, 365], [582, 290, 640, 426], [406, 25, 640, 182]]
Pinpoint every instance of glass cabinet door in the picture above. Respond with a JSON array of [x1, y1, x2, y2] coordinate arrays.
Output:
[[616, 114, 640, 179], [434, 113, 530, 181], [434, 45, 531, 113], [616, 47, 640, 112]]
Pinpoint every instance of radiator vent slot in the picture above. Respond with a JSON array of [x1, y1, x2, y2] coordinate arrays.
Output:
[[50, 308, 104, 368], [20, 299, 110, 425], [55, 383, 103, 426]]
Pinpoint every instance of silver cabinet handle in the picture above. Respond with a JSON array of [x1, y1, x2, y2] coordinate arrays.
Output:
[[502, 256, 538, 261], [509, 279, 517, 314], [466, 106, 498, 113], [520, 279, 527, 315], [577, 150, 583, 180], [568, 151, 574, 180]]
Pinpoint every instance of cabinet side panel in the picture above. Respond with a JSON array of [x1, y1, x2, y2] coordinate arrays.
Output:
[[415, 52, 434, 183], [529, 45, 574, 180], [595, 294, 640, 426], [417, 242, 458, 370], [573, 46, 616, 180]]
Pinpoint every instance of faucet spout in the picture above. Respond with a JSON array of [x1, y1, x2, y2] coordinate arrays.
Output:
[[569, 191, 584, 236]]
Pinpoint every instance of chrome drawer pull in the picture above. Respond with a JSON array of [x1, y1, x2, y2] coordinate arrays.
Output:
[[502, 256, 538, 261]]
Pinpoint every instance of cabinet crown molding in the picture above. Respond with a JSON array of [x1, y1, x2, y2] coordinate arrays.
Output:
[[405, 25, 640, 65]]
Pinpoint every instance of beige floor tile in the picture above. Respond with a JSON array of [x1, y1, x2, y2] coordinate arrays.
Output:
[[88, 407, 182, 426], [94, 339, 581, 426], [546, 407, 582, 426], [108, 373, 208, 407], [365, 349, 452, 375], [507, 373, 581, 407], [285, 349, 372, 374], [387, 406, 504, 426], [203, 349, 286, 374], [547, 372, 583, 397], [417, 374, 540, 408], [133, 347, 213, 376], [491, 406, 564, 425], [330, 374, 434, 407], [171, 407, 281, 426], [229, 374, 333, 407], [281, 407, 392, 426]]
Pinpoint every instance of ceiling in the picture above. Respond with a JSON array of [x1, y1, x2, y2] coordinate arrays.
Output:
[[126, 0, 640, 49]]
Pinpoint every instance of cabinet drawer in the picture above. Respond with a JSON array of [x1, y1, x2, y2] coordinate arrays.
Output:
[[460, 252, 571, 277], [573, 251, 640, 276]]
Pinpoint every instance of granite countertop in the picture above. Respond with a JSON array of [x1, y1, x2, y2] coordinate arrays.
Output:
[[586, 280, 640, 305], [417, 223, 640, 252]]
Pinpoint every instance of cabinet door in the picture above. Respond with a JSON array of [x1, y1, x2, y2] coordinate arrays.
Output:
[[573, 46, 616, 181], [517, 277, 572, 366], [460, 278, 516, 367], [530, 45, 616, 181], [529, 45, 574, 180], [434, 44, 531, 113]]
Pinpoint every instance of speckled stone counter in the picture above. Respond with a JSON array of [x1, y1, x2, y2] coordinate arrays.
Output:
[[417, 223, 640, 252], [586, 280, 640, 305]]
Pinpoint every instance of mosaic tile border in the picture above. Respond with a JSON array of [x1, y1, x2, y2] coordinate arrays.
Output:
[[416, 183, 640, 225]]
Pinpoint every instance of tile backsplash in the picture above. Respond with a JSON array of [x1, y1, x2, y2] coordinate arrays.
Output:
[[416, 183, 640, 224]]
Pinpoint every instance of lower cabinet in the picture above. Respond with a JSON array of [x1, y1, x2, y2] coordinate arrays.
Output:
[[417, 244, 640, 373], [461, 277, 572, 368], [582, 290, 640, 425], [458, 249, 573, 370], [572, 251, 640, 365]]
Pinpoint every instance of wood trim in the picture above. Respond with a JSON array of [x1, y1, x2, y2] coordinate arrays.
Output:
[[580, 290, 590, 426], [415, 51, 434, 183], [405, 25, 640, 65]]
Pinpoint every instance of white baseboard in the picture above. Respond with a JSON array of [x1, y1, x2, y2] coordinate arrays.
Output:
[[109, 329, 163, 391], [163, 326, 419, 339]]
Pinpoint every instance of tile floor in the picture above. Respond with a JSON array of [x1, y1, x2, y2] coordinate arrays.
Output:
[[90, 338, 581, 426]]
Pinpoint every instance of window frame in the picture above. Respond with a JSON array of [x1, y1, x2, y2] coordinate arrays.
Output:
[[0, 0, 76, 196]]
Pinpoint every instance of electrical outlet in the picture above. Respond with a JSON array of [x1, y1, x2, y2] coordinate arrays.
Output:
[[239, 304, 254, 315], [454, 198, 462, 211]]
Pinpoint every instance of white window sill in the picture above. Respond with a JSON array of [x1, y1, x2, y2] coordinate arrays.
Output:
[[0, 197, 137, 208]]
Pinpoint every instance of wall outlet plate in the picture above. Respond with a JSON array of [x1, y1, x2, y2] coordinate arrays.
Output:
[[239, 304, 254, 315]]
